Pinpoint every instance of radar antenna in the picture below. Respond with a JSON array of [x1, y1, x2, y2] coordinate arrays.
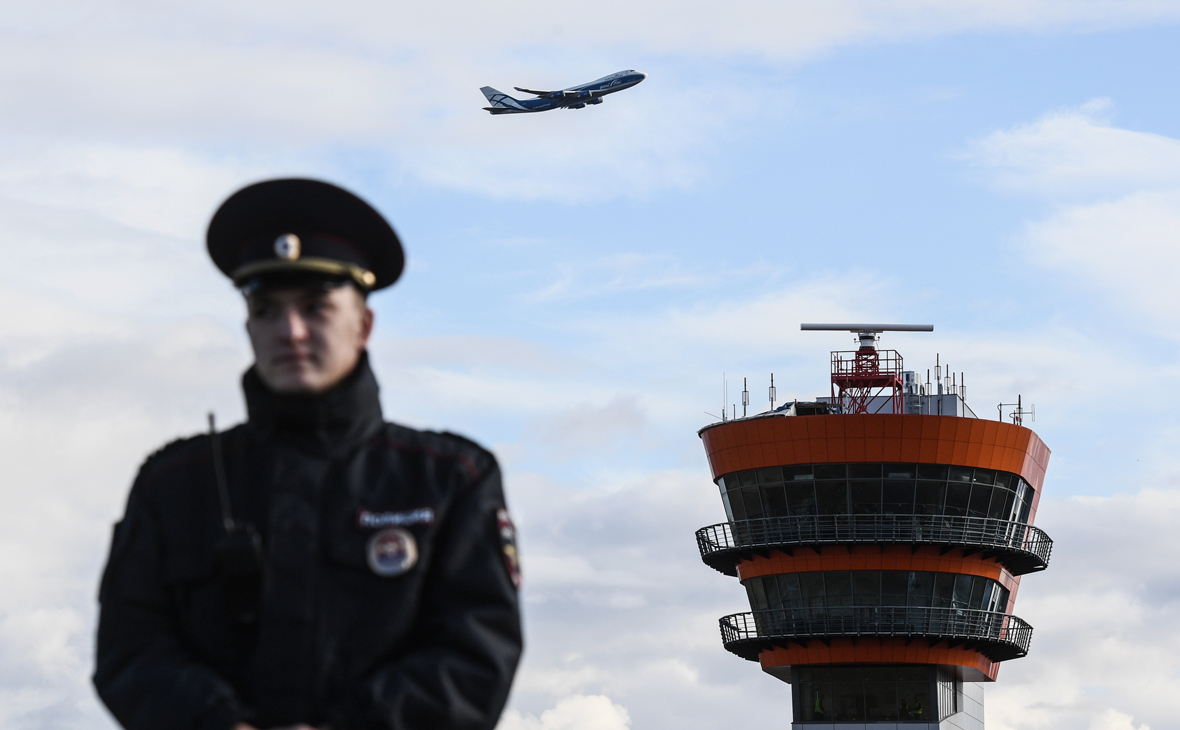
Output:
[[801, 323, 934, 414]]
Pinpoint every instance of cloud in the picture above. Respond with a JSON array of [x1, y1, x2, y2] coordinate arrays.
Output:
[[1023, 189, 1180, 321], [958, 99, 1180, 199], [986, 487, 1180, 730], [529, 253, 715, 302], [394, 83, 730, 203], [0, 144, 262, 327], [0, 15, 742, 203], [2, 4, 1180, 203], [1089, 709, 1152, 730], [498, 694, 630, 730], [958, 101, 1180, 325], [0, 141, 263, 240], [0, 322, 249, 730], [526, 396, 647, 461]]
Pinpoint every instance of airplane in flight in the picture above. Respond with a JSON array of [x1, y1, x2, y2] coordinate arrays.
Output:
[[480, 70, 646, 114]]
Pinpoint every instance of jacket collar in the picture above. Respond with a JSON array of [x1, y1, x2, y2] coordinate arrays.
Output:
[[243, 351, 384, 458]]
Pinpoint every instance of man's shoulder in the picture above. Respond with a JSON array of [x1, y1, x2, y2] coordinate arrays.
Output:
[[377, 422, 497, 481], [137, 424, 247, 483]]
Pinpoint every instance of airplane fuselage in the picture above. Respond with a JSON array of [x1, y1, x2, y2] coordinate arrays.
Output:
[[481, 70, 646, 114]]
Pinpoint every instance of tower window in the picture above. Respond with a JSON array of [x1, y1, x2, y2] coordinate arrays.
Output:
[[717, 463, 1037, 524]]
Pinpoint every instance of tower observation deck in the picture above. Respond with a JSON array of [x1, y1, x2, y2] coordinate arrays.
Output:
[[696, 325, 1051, 729]]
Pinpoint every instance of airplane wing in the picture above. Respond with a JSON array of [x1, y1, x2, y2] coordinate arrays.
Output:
[[514, 87, 556, 97]]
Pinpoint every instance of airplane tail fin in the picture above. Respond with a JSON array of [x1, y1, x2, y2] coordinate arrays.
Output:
[[480, 86, 528, 114]]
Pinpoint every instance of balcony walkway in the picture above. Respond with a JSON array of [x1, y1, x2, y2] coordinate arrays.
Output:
[[719, 606, 1033, 662], [697, 515, 1052, 576]]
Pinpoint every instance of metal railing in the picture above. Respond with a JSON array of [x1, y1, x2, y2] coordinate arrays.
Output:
[[719, 606, 1033, 662], [696, 514, 1052, 576]]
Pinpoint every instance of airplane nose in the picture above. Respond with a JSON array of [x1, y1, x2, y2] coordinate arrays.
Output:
[[636, 72, 647, 82]]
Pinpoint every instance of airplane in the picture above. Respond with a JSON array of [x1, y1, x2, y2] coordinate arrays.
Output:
[[480, 70, 646, 114]]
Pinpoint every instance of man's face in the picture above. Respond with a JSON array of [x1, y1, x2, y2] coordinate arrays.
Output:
[[245, 284, 374, 394]]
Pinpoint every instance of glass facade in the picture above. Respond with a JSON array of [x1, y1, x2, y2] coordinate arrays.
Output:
[[795, 666, 935, 722], [746, 571, 1010, 613], [936, 668, 962, 720], [718, 462, 1035, 525]]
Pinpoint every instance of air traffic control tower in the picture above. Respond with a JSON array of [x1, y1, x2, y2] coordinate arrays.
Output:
[[695, 325, 1051, 729]]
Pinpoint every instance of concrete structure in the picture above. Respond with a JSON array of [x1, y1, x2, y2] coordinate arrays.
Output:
[[695, 326, 1050, 727]]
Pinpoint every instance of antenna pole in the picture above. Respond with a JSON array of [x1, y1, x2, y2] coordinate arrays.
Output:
[[208, 412, 235, 533]]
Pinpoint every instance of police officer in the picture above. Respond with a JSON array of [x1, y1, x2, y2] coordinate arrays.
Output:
[[93, 179, 523, 730]]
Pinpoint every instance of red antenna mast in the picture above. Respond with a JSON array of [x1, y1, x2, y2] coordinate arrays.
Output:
[[801, 323, 934, 414]]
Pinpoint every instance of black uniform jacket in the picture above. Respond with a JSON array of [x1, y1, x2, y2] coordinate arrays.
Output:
[[94, 355, 522, 730]]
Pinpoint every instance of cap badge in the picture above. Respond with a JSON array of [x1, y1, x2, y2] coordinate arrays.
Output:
[[366, 527, 418, 578], [274, 233, 301, 261]]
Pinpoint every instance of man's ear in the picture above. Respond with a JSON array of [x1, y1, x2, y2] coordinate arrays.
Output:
[[359, 303, 374, 346]]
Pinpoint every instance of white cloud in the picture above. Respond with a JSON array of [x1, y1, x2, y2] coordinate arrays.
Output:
[[958, 99, 1180, 199], [498, 694, 630, 730], [1023, 189, 1180, 320], [0, 322, 249, 730], [1, 4, 1179, 203], [1089, 709, 1152, 730], [7, 0, 1178, 69], [987, 487, 1180, 730], [0, 141, 262, 239], [529, 253, 715, 302], [957, 101, 1180, 326], [395, 86, 728, 203], [525, 396, 647, 461]]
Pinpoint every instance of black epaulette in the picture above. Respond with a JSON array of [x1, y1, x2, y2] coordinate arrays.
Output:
[[381, 423, 495, 483], [137, 431, 213, 483], [145, 433, 204, 461], [437, 430, 498, 478], [440, 430, 492, 456]]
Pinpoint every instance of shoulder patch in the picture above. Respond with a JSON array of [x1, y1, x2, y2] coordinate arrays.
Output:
[[497, 508, 522, 590]]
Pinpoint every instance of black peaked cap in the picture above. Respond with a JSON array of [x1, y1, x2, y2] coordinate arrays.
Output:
[[207, 178, 404, 291]]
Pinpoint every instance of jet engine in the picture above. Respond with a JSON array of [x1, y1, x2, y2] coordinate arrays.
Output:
[[569, 103, 587, 109], [586, 97, 603, 105]]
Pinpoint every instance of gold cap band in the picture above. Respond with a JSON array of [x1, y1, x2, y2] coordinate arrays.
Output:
[[231, 257, 377, 289]]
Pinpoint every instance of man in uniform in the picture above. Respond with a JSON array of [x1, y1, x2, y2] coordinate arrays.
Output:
[[93, 179, 523, 730]]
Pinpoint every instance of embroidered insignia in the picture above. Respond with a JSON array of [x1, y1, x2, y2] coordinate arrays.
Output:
[[497, 508, 521, 589], [366, 527, 418, 578], [274, 233, 301, 261], [357, 508, 435, 529]]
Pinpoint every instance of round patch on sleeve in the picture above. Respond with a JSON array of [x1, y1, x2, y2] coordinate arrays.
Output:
[[366, 527, 418, 577]]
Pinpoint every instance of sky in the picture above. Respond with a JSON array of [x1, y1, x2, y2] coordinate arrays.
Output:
[[1, 2, 1179, 729]]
